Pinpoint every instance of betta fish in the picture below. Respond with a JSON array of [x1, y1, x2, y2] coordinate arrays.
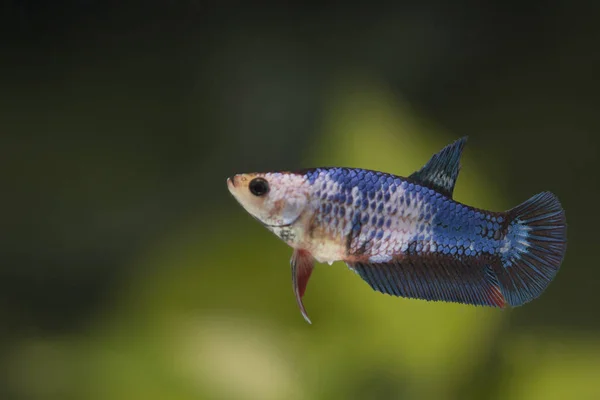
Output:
[[227, 137, 567, 324]]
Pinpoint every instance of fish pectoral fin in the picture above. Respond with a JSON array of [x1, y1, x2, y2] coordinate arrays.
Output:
[[409, 136, 467, 198], [291, 249, 315, 324]]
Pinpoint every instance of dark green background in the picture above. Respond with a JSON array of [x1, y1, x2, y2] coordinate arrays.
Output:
[[1, 2, 598, 399]]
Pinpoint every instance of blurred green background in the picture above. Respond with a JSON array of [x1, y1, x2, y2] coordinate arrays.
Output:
[[1, 2, 599, 399]]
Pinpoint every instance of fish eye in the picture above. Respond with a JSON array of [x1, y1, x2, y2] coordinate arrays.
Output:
[[249, 178, 270, 197]]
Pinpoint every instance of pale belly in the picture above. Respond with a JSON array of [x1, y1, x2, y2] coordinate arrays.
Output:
[[269, 222, 346, 265], [305, 238, 346, 264]]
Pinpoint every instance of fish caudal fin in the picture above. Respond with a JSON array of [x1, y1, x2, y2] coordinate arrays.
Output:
[[291, 249, 315, 324], [492, 191, 567, 307]]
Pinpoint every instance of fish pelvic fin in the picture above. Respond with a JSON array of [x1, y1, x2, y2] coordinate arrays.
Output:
[[492, 191, 567, 307], [409, 136, 467, 198], [291, 249, 315, 324]]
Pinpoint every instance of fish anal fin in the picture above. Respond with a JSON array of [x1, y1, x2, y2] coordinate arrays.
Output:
[[291, 249, 315, 324], [409, 136, 467, 198], [347, 254, 507, 308]]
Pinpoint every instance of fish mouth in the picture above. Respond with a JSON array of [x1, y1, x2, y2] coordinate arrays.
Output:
[[227, 176, 236, 188]]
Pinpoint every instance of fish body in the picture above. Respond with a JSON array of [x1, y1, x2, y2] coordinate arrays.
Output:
[[227, 138, 567, 323]]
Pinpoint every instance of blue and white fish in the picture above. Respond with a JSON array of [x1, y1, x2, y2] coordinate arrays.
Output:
[[227, 138, 567, 324]]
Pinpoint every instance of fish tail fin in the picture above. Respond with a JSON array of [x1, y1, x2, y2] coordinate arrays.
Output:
[[492, 191, 567, 307]]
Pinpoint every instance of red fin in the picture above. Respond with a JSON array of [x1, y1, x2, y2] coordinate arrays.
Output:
[[291, 249, 315, 324]]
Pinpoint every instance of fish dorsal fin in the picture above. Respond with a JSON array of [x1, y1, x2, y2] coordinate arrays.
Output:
[[409, 136, 467, 198]]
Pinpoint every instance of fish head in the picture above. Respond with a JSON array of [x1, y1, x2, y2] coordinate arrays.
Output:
[[227, 172, 310, 228]]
